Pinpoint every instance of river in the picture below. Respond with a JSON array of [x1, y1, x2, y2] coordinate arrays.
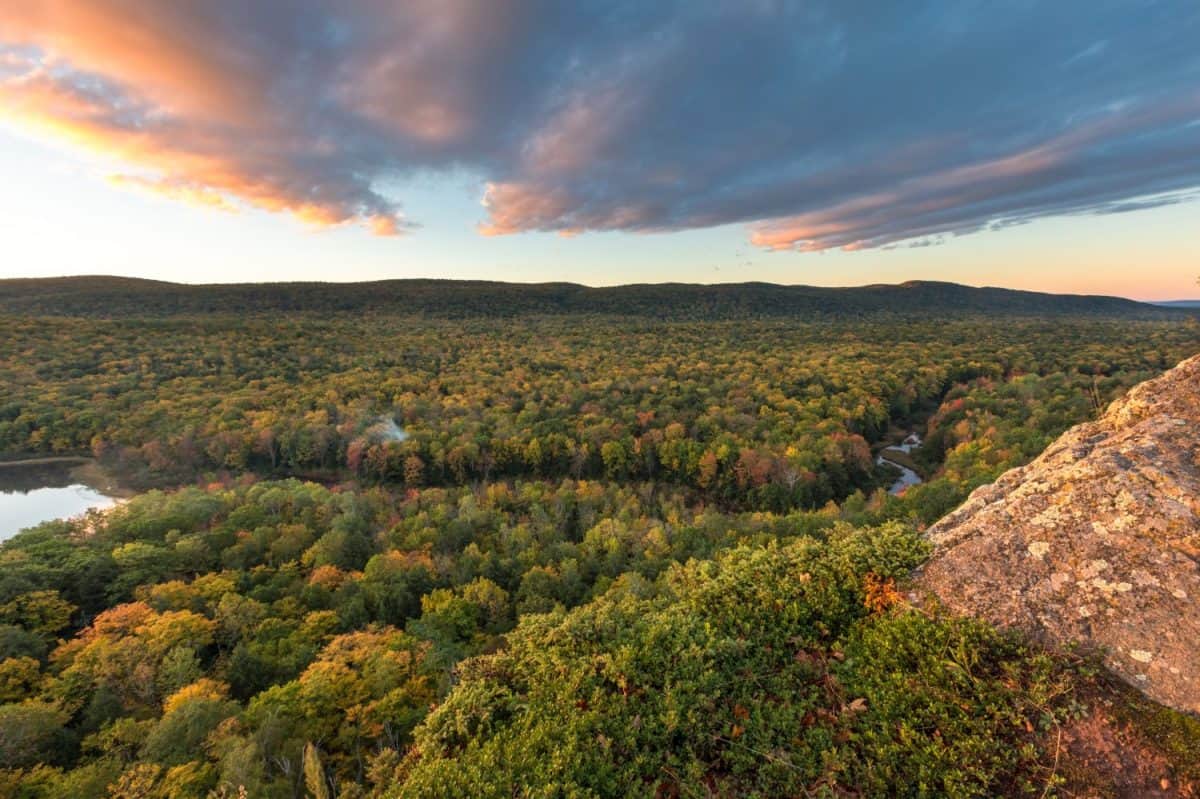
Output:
[[875, 433, 924, 495], [0, 459, 120, 542]]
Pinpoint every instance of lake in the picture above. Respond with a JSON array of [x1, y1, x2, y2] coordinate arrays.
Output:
[[0, 459, 120, 542]]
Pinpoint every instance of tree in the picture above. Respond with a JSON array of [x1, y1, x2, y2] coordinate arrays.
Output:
[[0, 591, 75, 638], [303, 742, 331, 799], [0, 701, 70, 768]]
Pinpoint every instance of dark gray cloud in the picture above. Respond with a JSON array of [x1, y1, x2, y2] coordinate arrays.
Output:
[[1, 0, 1197, 249]]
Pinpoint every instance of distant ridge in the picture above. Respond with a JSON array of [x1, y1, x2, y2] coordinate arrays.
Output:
[[1152, 299, 1200, 308], [0, 275, 1187, 319]]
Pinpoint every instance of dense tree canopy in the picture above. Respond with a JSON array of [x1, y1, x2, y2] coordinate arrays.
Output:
[[1, 300, 1197, 796], [2, 314, 1194, 514]]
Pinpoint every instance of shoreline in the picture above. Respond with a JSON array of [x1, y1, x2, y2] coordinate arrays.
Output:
[[0, 456, 137, 499], [874, 432, 926, 495], [0, 455, 93, 468]]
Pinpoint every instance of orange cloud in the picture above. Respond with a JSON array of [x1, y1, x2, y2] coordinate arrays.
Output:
[[108, 175, 237, 213], [2, 1, 1196, 253], [368, 214, 402, 237], [748, 89, 1200, 253], [478, 182, 575, 236], [0, 5, 407, 235], [0, 2, 269, 121], [749, 130, 1105, 251]]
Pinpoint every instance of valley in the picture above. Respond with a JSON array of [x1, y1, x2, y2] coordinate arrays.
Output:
[[0, 279, 1197, 796]]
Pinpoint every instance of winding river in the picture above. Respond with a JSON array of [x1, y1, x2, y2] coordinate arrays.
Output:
[[875, 433, 924, 495]]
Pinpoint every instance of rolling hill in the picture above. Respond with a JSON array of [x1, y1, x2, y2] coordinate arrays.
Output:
[[0, 275, 1187, 319]]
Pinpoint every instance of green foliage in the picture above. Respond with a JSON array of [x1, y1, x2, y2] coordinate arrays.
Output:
[[0, 276, 1182, 319], [0, 657, 43, 704], [304, 742, 331, 799], [395, 528, 1066, 798], [0, 701, 72, 768], [0, 468, 1191, 794], [1, 311, 1192, 515], [0, 295, 1195, 795], [0, 591, 75, 639], [835, 612, 1071, 795], [1108, 678, 1200, 781]]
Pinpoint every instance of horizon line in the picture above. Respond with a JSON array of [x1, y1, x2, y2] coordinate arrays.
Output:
[[3, 273, 1195, 304]]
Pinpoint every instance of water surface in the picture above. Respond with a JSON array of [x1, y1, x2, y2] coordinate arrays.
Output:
[[0, 460, 118, 542], [876, 432, 924, 495], [875, 454, 923, 494]]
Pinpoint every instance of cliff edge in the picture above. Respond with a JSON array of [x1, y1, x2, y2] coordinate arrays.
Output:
[[919, 353, 1200, 713]]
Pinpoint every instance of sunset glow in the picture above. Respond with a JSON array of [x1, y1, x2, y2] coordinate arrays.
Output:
[[1, 1, 1197, 298]]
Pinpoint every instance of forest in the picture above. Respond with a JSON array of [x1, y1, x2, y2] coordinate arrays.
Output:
[[1, 287, 1198, 797], [0, 276, 1179, 320]]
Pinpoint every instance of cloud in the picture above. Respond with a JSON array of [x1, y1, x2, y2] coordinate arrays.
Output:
[[1, 1, 1198, 248], [107, 175, 237, 213], [0, 0, 416, 233]]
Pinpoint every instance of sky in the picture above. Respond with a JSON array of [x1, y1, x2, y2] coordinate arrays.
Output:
[[0, 1, 1198, 300]]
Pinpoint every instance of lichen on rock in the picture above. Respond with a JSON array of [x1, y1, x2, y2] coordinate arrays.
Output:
[[917, 353, 1200, 714]]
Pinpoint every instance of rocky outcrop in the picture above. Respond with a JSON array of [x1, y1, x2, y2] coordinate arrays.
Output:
[[918, 354, 1200, 713]]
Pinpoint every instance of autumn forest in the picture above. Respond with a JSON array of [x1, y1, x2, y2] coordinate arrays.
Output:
[[1, 280, 1198, 797]]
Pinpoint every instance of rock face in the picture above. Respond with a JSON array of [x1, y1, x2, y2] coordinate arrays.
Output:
[[919, 353, 1200, 713]]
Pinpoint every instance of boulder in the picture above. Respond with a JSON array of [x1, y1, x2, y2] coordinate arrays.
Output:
[[918, 353, 1200, 713]]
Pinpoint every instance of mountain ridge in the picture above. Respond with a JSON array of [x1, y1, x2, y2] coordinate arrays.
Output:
[[0, 275, 1185, 319]]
